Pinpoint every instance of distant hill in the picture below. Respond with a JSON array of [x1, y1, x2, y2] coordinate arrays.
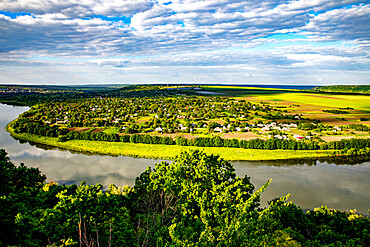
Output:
[[310, 85, 370, 94]]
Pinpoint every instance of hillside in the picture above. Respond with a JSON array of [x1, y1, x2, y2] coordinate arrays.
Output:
[[310, 85, 370, 94]]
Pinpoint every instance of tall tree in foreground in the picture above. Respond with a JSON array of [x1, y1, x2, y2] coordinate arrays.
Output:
[[0, 149, 369, 246]]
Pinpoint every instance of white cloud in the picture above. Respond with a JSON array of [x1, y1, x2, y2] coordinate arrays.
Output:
[[0, 0, 369, 85], [0, 0, 154, 17], [305, 4, 370, 42]]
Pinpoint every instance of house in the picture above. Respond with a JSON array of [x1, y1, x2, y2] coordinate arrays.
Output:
[[293, 134, 304, 140], [333, 126, 342, 131], [178, 124, 187, 131]]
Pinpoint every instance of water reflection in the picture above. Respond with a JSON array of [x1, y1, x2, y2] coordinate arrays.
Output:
[[1, 104, 369, 215], [233, 161, 370, 214], [257, 155, 370, 166], [0, 104, 165, 187]]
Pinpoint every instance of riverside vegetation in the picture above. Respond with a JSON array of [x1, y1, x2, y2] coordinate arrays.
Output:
[[2, 84, 370, 160], [1, 149, 369, 246]]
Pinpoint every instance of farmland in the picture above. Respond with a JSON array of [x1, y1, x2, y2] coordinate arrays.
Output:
[[3, 84, 370, 160]]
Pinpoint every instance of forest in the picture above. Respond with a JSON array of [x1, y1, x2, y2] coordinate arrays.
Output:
[[1, 149, 369, 247]]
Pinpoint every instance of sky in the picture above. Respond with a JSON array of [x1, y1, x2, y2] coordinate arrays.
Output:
[[0, 0, 369, 85]]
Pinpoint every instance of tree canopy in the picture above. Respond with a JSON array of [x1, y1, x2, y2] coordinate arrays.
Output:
[[0, 149, 369, 246]]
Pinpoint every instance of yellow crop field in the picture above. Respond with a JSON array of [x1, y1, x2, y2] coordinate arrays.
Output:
[[246, 93, 370, 111]]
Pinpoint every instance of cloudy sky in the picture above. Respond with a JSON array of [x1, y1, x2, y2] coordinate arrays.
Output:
[[0, 0, 369, 85]]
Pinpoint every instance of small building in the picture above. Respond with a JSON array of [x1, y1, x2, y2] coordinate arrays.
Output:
[[214, 127, 223, 132], [293, 134, 304, 140]]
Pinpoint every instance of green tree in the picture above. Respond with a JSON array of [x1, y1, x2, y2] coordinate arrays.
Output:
[[130, 150, 258, 246]]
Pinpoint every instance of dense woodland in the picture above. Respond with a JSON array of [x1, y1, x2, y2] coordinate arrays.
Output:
[[1, 149, 369, 246]]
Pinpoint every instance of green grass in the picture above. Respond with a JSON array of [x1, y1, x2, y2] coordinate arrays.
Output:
[[293, 93, 370, 111], [201, 85, 296, 91], [239, 92, 370, 111], [103, 128, 120, 134], [201, 86, 370, 111], [7, 125, 339, 161]]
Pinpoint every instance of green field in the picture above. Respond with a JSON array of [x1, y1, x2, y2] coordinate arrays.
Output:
[[249, 93, 370, 111], [202, 86, 370, 111], [7, 124, 339, 161]]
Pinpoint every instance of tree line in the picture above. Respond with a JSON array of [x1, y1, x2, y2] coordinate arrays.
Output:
[[11, 116, 370, 154], [323, 109, 350, 114], [54, 128, 370, 153], [51, 130, 370, 152]]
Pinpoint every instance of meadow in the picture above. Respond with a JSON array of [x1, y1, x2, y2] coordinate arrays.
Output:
[[202, 86, 369, 110], [202, 86, 370, 125], [7, 124, 337, 161]]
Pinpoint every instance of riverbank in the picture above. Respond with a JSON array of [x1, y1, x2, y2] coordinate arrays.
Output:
[[6, 122, 341, 161]]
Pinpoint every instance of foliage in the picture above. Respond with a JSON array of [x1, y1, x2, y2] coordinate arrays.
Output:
[[348, 124, 369, 132], [14, 110, 370, 152], [310, 85, 370, 94], [1, 149, 369, 246], [323, 109, 350, 114], [6, 127, 339, 161]]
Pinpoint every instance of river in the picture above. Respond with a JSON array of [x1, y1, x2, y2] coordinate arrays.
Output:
[[1, 103, 369, 215]]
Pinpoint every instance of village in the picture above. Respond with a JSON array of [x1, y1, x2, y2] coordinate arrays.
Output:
[[41, 98, 350, 143]]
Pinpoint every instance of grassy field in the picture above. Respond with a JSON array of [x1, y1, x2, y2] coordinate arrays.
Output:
[[201, 86, 370, 126], [247, 93, 370, 111], [204, 87, 370, 112], [7, 124, 339, 161]]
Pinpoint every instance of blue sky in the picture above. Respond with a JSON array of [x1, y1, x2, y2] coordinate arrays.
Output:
[[0, 0, 369, 85]]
